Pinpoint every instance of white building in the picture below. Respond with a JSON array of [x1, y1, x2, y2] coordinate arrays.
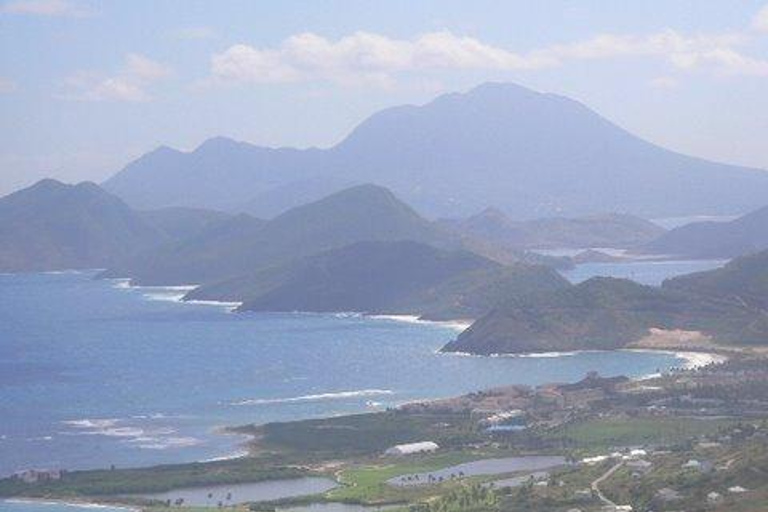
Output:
[[384, 441, 439, 456]]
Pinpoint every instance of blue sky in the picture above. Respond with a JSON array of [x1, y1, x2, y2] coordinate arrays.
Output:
[[1, 0, 767, 194]]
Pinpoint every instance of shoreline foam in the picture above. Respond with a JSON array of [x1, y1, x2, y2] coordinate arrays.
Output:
[[232, 389, 394, 406], [368, 314, 472, 333], [109, 279, 242, 311]]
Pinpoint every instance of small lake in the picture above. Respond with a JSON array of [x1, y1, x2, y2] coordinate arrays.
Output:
[[388, 456, 565, 486], [137, 477, 337, 506]]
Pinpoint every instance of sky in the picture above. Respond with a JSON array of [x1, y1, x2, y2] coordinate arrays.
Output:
[[1, 0, 768, 195]]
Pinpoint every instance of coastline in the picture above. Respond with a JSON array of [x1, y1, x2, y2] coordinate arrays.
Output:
[[2, 498, 139, 512], [366, 314, 472, 333], [626, 348, 727, 370], [109, 278, 242, 311]]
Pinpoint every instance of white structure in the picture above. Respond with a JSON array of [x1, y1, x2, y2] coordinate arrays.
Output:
[[384, 441, 439, 456]]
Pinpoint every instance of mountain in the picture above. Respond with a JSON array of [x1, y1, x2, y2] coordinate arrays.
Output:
[[104, 82, 768, 219], [640, 205, 768, 259], [104, 137, 322, 212], [438, 208, 665, 250], [665, 250, 768, 309], [0, 179, 165, 272], [186, 240, 569, 320], [102, 184, 454, 286], [139, 207, 232, 241], [445, 270, 768, 355]]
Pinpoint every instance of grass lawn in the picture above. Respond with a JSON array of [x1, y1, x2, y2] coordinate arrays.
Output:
[[327, 451, 503, 504], [547, 416, 737, 451]]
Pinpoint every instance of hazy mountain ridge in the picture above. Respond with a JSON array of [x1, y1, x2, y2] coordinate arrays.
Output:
[[104, 82, 768, 219], [106, 137, 322, 212], [438, 208, 665, 250], [102, 184, 461, 286], [0, 179, 166, 272], [139, 207, 233, 241], [641, 204, 768, 259]]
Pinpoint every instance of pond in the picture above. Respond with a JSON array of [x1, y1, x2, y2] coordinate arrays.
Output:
[[136, 477, 337, 506], [388, 456, 565, 486]]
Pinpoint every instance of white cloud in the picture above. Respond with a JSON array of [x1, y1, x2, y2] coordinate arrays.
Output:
[[210, 31, 546, 87], [60, 54, 172, 102], [169, 26, 217, 40], [0, 0, 91, 17], [0, 77, 17, 93], [753, 4, 768, 32], [209, 29, 768, 87]]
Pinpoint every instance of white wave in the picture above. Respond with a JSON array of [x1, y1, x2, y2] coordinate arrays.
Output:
[[233, 388, 394, 406], [110, 278, 132, 289], [333, 312, 363, 319], [368, 314, 472, 332], [184, 299, 242, 311], [110, 279, 246, 311], [61, 417, 201, 451], [62, 418, 120, 429], [516, 351, 579, 358], [440, 350, 577, 359], [133, 436, 202, 450], [198, 449, 250, 463]]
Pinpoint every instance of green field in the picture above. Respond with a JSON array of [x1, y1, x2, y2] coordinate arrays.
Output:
[[241, 410, 483, 460], [0, 459, 306, 498], [546, 416, 737, 452]]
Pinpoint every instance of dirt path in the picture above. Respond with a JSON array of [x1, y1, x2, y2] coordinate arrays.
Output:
[[591, 461, 623, 509]]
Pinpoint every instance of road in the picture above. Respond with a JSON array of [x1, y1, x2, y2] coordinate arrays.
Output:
[[591, 461, 624, 509]]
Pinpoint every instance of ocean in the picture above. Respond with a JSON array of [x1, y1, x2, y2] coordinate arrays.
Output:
[[0, 258, 723, 477]]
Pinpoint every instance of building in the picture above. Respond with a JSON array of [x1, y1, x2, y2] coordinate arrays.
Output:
[[707, 491, 723, 505], [384, 441, 439, 456]]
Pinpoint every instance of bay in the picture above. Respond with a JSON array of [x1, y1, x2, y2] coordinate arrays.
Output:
[[0, 271, 684, 476]]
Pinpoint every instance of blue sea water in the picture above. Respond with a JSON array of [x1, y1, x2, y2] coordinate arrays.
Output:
[[0, 502, 129, 512], [0, 267, 696, 477]]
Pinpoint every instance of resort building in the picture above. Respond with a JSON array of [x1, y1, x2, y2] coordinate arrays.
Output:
[[384, 441, 439, 456]]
